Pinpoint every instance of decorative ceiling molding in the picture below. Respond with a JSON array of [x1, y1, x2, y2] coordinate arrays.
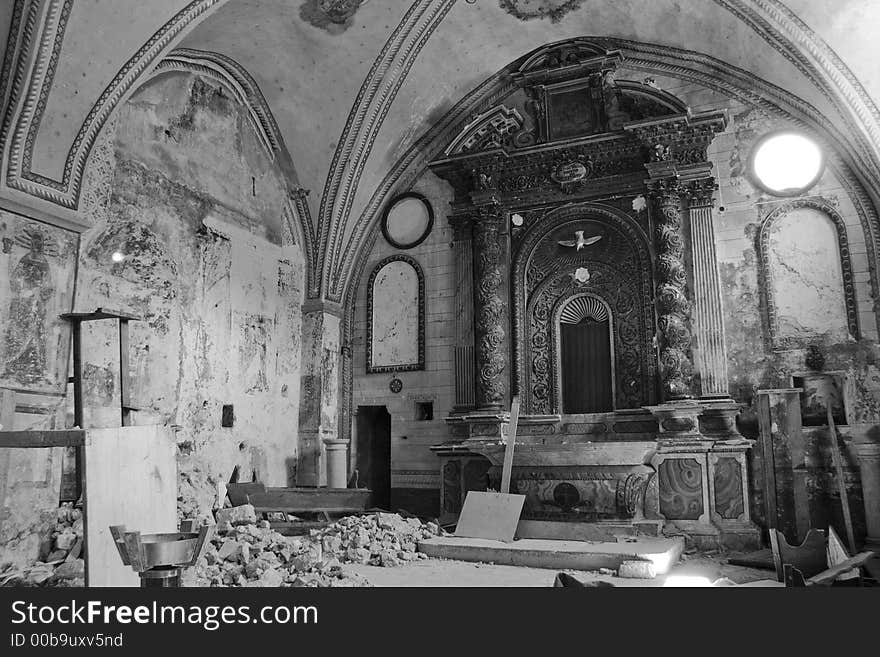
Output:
[[158, 49, 286, 161], [1, 0, 226, 214], [713, 0, 880, 189], [335, 36, 880, 337], [315, 0, 457, 299]]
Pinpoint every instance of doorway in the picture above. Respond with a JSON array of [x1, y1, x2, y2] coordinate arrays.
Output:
[[559, 296, 614, 413], [356, 406, 391, 510]]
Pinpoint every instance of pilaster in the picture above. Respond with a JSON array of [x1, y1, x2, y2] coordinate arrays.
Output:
[[296, 301, 344, 487], [684, 177, 731, 399]]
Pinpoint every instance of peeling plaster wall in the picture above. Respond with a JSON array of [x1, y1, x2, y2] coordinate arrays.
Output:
[[0, 211, 76, 566], [352, 171, 453, 514], [74, 72, 305, 521]]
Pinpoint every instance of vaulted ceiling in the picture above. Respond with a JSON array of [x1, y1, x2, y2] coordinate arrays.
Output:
[[1, 0, 879, 301]]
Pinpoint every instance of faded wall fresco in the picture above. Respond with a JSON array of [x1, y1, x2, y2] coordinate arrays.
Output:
[[370, 260, 420, 369], [0, 216, 78, 394], [0, 213, 77, 566], [766, 208, 849, 344], [72, 71, 306, 520]]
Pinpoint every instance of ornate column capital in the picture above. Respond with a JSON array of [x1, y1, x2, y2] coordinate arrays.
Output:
[[683, 177, 718, 208]]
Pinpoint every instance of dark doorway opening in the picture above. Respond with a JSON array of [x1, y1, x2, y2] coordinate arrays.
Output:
[[561, 318, 613, 413], [356, 406, 391, 510]]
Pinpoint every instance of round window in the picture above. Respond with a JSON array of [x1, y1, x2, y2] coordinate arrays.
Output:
[[381, 193, 434, 249], [749, 131, 824, 196]]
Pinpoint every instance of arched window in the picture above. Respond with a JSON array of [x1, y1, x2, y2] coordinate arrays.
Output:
[[757, 200, 858, 349], [366, 256, 425, 372], [556, 295, 615, 413]]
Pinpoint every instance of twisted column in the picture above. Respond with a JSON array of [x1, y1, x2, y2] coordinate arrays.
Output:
[[649, 178, 694, 400], [472, 204, 506, 410]]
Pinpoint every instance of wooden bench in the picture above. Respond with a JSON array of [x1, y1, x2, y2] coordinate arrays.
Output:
[[226, 483, 372, 534]]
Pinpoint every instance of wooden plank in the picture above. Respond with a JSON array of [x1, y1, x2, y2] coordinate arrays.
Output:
[[119, 319, 131, 427], [827, 406, 857, 555], [245, 488, 370, 513], [226, 482, 265, 506], [0, 389, 15, 430], [84, 426, 177, 586], [454, 491, 525, 543], [500, 396, 520, 495], [756, 393, 778, 530], [60, 308, 142, 322], [0, 430, 86, 448], [71, 322, 84, 501], [806, 551, 875, 586], [253, 505, 364, 514]]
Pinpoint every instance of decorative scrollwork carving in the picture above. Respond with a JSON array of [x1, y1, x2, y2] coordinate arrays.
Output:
[[473, 206, 506, 408], [648, 178, 693, 399]]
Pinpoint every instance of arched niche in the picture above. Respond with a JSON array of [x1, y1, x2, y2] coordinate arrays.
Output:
[[513, 203, 657, 415], [366, 255, 425, 373], [554, 293, 616, 414], [756, 199, 858, 349]]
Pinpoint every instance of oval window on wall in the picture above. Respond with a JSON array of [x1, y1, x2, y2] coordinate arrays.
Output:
[[749, 131, 824, 197], [381, 193, 434, 249]]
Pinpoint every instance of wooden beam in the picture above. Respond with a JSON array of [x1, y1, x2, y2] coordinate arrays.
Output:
[[0, 430, 86, 448], [827, 406, 857, 555], [0, 389, 15, 430], [756, 393, 779, 530], [500, 396, 520, 495], [806, 551, 876, 586]]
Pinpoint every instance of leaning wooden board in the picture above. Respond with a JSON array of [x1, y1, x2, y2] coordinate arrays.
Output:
[[84, 426, 177, 586]]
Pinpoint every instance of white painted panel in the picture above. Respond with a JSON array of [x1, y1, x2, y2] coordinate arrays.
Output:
[[84, 425, 177, 587], [371, 260, 419, 368]]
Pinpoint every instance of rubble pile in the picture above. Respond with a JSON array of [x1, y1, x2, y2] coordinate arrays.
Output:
[[193, 509, 368, 587], [192, 508, 443, 587], [0, 503, 85, 587], [312, 512, 443, 568]]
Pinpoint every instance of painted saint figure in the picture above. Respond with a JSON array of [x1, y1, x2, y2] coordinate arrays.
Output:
[[3, 230, 54, 383]]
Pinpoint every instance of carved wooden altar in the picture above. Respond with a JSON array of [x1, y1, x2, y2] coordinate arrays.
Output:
[[429, 40, 758, 548]]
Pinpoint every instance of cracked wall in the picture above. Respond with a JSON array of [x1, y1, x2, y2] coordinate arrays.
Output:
[[73, 72, 305, 523]]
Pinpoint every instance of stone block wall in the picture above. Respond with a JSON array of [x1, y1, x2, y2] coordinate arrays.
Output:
[[351, 171, 454, 514]]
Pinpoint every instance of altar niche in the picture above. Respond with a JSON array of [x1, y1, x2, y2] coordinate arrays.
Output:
[[558, 294, 614, 414], [516, 206, 658, 416]]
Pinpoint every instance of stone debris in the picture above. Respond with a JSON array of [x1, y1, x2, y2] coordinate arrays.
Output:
[[310, 512, 443, 568], [190, 510, 442, 587], [617, 560, 657, 579], [0, 503, 85, 587]]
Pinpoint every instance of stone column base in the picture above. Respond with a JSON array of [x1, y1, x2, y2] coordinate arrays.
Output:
[[323, 439, 350, 489], [648, 401, 761, 550]]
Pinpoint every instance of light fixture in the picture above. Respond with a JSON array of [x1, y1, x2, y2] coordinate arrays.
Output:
[[111, 251, 126, 263], [511, 213, 524, 227], [749, 131, 824, 197]]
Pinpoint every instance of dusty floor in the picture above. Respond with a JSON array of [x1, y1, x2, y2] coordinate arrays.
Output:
[[344, 551, 777, 587]]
